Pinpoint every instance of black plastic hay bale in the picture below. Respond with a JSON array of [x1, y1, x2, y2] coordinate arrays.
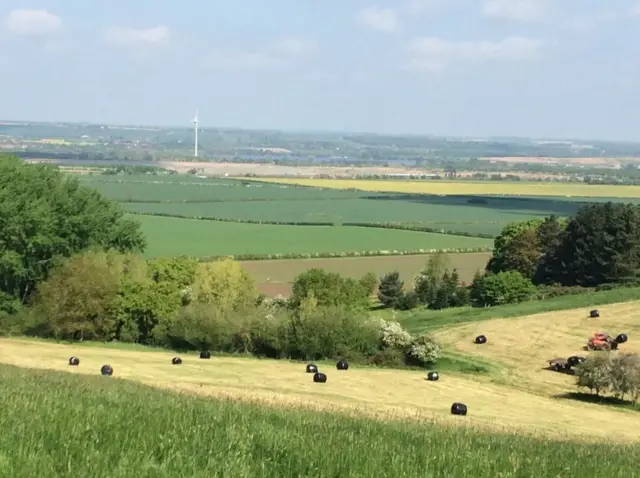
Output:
[[306, 363, 318, 373], [451, 402, 467, 416], [172, 357, 182, 365], [100, 365, 113, 376], [336, 359, 349, 370], [68, 356, 80, 366], [313, 372, 327, 383], [199, 351, 211, 359], [474, 335, 487, 345], [616, 333, 628, 344], [427, 371, 439, 381], [590, 309, 600, 318]]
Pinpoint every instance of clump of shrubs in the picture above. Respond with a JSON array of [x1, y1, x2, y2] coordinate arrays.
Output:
[[370, 317, 441, 367], [575, 352, 640, 404]]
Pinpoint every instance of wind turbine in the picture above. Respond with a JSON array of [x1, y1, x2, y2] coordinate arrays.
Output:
[[193, 109, 199, 158]]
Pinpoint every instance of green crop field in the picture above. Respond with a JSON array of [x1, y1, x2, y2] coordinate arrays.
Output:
[[79, 175, 365, 202], [134, 215, 493, 258], [1, 364, 637, 477], [80, 175, 640, 237]]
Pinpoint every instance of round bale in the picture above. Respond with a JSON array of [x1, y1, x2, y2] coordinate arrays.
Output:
[[427, 371, 439, 381], [68, 356, 80, 366], [590, 309, 600, 318], [199, 351, 211, 359], [172, 357, 182, 365], [100, 365, 113, 376], [336, 359, 349, 371], [306, 363, 318, 374], [474, 335, 487, 345], [616, 333, 628, 344], [313, 372, 327, 383], [451, 402, 467, 416], [567, 356, 581, 367]]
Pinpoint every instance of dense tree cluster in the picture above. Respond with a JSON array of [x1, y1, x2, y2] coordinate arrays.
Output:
[[0, 155, 145, 303]]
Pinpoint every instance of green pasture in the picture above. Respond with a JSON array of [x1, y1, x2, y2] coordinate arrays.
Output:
[[133, 214, 492, 258], [1, 365, 637, 478]]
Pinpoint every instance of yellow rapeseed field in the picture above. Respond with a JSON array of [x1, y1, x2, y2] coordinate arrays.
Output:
[[4, 299, 640, 444], [240, 177, 640, 199]]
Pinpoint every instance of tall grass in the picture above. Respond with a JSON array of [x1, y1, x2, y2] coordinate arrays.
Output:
[[400, 286, 640, 333], [0, 364, 637, 478]]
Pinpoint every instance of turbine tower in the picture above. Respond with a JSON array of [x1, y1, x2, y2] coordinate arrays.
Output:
[[193, 109, 199, 158]]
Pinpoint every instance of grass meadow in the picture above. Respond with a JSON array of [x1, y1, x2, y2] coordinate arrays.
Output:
[[2, 364, 639, 477], [133, 214, 493, 258]]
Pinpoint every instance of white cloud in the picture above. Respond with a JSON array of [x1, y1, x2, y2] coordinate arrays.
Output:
[[407, 0, 444, 14], [3, 9, 62, 36], [482, 0, 550, 22], [355, 7, 399, 32], [405, 36, 543, 71], [204, 38, 314, 70], [103, 25, 170, 48]]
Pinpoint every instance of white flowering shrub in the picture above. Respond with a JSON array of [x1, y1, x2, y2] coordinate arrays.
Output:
[[407, 334, 442, 366], [379, 320, 413, 350]]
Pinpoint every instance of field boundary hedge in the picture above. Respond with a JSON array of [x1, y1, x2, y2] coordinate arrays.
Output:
[[127, 211, 495, 239]]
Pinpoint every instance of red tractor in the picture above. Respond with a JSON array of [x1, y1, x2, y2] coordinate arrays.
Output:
[[586, 331, 628, 351]]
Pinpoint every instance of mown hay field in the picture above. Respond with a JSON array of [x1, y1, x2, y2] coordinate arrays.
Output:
[[242, 252, 491, 296], [134, 214, 492, 258], [2, 365, 638, 478], [241, 177, 640, 199], [0, 335, 639, 445], [432, 301, 640, 398]]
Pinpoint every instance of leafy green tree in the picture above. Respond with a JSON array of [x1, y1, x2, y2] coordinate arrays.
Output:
[[486, 219, 544, 275], [289, 268, 371, 311], [192, 258, 259, 313], [546, 203, 640, 286], [377, 271, 404, 308], [30, 250, 124, 340], [0, 155, 145, 302], [147, 256, 198, 289], [414, 252, 450, 305], [359, 271, 378, 297], [395, 291, 420, 311], [533, 215, 568, 284], [470, 271, 537, 306]]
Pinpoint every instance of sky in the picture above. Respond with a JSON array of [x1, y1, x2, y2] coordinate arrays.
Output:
[[1, 0, 640, 141]]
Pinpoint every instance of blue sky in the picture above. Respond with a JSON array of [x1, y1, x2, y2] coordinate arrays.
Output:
[[1, 1, 639, 141]]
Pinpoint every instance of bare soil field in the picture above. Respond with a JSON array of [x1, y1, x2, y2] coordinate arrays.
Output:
[[242, 252, 491, 297]]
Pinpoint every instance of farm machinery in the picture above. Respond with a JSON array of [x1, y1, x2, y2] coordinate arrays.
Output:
[[586, 331, 628, 351], [548, 356, 585, 375]]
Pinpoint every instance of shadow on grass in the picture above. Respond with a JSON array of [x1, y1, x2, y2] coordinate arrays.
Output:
[[555, 392, 640, 412], [362, 193, 588, 217]]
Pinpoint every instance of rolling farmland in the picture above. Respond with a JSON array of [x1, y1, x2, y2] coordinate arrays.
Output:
[[74, 174, 640, 295]]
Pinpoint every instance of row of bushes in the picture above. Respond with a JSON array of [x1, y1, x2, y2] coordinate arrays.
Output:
[[195, 247, 491, 262], [0, 251, 441, 369]]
